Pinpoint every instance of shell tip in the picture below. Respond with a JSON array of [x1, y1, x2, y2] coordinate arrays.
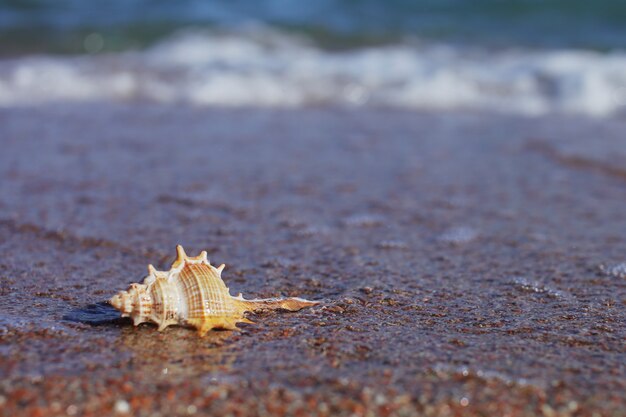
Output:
[[217, 263, 225, 274], [176, 245, 187, 259], [109, 293, 123, 310], [172, 245, 188, 267]]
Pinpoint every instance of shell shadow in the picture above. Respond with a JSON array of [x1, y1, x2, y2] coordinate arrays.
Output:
[[63, 302, 130, 326]]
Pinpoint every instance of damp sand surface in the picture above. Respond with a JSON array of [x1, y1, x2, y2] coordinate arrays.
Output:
[[0, 106, 625, 416]]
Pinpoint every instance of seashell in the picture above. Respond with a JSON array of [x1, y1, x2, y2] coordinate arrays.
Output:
[[109, 245, 319, 335]]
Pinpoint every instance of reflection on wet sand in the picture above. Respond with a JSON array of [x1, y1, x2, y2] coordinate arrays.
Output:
[[115, 325, 238, 382]]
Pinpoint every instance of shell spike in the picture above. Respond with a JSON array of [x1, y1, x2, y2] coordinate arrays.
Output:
[[172, 245, 188, 268], [217, 264, 225, 275], [176, 244, 187, 260], [199, 250, 208, 262], [147, 264, 157, 275]]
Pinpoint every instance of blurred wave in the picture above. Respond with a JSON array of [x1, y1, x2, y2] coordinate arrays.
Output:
[[1, 29, 625, 116]]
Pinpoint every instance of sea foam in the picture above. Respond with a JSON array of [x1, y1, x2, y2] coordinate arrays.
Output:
[[1, 29, 625, 116]]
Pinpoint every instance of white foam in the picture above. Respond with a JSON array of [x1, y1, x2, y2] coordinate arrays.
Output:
[[510, 276, 566, 298], [439, 226, 479, 244], [1, 29, 626, 116], [599, 263, 626, 279]]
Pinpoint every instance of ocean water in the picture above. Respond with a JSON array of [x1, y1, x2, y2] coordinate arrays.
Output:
[[0, 1, 625, 116]]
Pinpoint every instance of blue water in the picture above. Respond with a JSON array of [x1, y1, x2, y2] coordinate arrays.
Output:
[[1, 0, 626, 53]]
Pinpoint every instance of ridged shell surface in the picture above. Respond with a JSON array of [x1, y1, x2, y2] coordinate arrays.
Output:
[[110, 245, 318, 335]]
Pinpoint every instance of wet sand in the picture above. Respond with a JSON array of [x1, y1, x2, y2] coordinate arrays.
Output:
[[0, 106, 624, 416]]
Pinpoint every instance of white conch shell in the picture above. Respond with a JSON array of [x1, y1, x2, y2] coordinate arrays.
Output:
[[109, 245, 319, 336]]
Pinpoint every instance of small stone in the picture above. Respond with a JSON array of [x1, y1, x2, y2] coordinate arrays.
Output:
[[541, 404, 556, 417], [114, 399, 130, 414]]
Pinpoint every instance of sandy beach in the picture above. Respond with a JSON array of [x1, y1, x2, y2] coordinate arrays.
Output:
[[0, 105, 624, 416]]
